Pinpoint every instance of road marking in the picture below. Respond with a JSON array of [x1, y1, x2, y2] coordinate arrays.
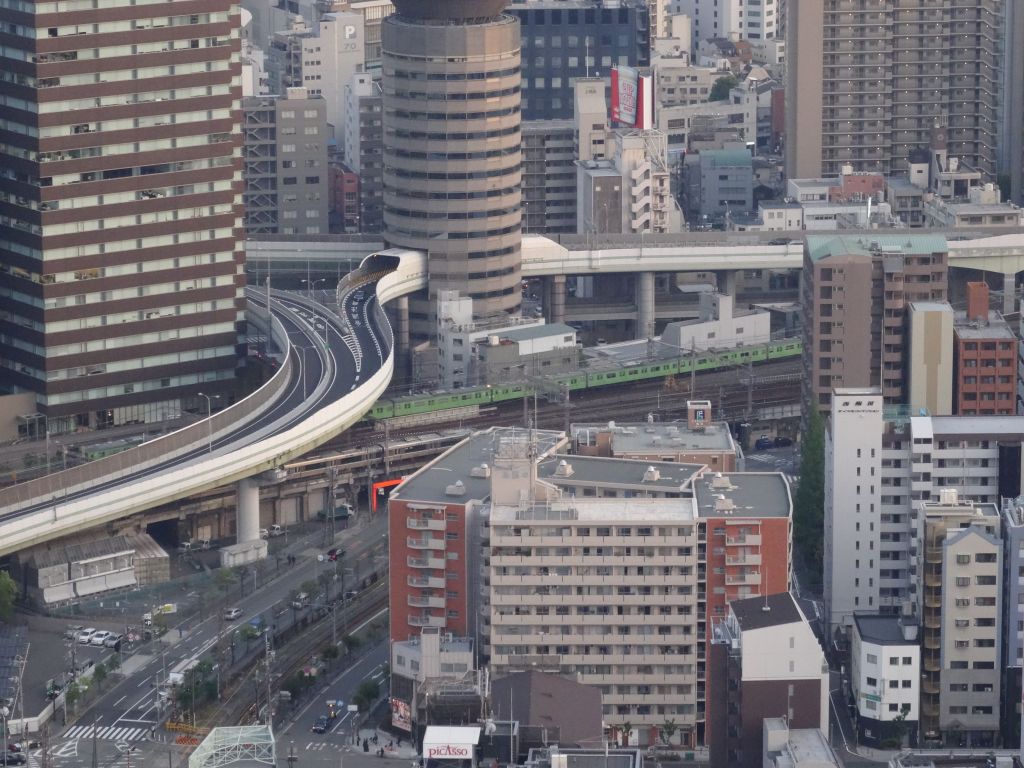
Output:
[[114, 695, 127, 706], [61, 725, 147, 742]]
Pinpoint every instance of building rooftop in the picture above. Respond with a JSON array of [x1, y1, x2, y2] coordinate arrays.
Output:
[[909, 301, 953, 314], [496, 323, 576, 343], [952, 310, 1016, 339], [767, 726, 839, 768], [572, 421, 736, 455], [853, 613, 919, 646], [492, 671, 603, 748], [700, 149, 753, 168], [760, 200, 803, 210], [693, 471, 791, 518], [490, 497, 695, 524], [393, 634, 474, 655], [730, 592, 804, 631], [925, 415, 1024, 439], [392, 428, 566, 505], [538, 453, 703, 492], [805, 233, 948, 262]]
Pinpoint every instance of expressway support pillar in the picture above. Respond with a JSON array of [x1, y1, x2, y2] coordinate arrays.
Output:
[[394, 295, 410, 382], [1004, 273, 1017, 315], [635, 271, 655, 340], [220, 477, 268, 567], [549, 275, 566, 325], [716, 270, 737, 297]]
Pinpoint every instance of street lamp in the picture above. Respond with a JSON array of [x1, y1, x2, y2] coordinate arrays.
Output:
[[197, 393, 215, 453]]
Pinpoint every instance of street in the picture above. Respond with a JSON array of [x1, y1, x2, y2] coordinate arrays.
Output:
[[37, 513, 389, 765]]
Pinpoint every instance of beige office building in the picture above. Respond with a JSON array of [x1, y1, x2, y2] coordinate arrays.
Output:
[[786, 0, 1004, 181], [907, 302, 954, 417], [915, 491, 1002, 746], [381, 0, 523, 339]]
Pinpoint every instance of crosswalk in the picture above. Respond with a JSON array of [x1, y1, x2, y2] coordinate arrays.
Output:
[[61, 725, 149, 742]]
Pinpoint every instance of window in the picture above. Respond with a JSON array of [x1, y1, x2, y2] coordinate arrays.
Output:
[[866, 676, 877, 687], [866, 653, 877, 664]]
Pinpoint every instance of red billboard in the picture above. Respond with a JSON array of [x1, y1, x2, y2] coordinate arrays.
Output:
[[611, 66, 653, 130]]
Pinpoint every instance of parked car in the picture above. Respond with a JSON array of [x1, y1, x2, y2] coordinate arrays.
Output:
[[773, 436, 793, 448], [223, 607, 243, 621], [77, 627, 98, 644], [343, 590, 359, 602], [267, 525, 284, 537], [312, 716, 329, 734], [291, 592, 310, 609], [103, 633, 123, 649], [64, 625, 84, 641], [326, 548, 345, 562], [89, 630, 113, 647], [3, 751, 27, 765], [754, 436, 773, 451]]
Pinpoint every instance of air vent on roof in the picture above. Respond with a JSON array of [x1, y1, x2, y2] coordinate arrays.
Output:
[[651, 436, 661, 445], [470, 463, 491, 479], [555, 459, 574, 477], [715, 496, 736, 513], [643, 466, 660, 482], [711, 474, 733, 489], [445, 480, 466, 497]]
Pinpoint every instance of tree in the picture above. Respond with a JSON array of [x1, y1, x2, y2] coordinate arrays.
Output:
[[318, 570, 334, 601], [0, 571, 16, 621], [343, 634, 362, 654], [353, 679, 380, 712], [659, 719, 678, 746], [301, 580, 318, 598], [708, 75, 739, 102], [92, 662, 107, 691], [322, 644, 340, 662], [793, 404, 826, 581], [215, 567, 235, 595], [65, 681, 81, 712]]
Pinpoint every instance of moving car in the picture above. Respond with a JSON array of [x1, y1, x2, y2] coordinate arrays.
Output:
[[3, 751, 27, 765], [312, 716, 329, 734], [224, 607, 243, 621], [754, 436, 773, 451], [327, 547, 345, 562], [774, 436, 793, 448]]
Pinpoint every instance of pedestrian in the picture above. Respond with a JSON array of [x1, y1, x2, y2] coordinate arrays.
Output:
[[364, 739, 370, 752], [398, 738, 402, 747]]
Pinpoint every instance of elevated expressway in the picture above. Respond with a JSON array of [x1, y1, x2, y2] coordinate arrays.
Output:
[[249, 229, 1024, 339], [0, 251, 427, 563]]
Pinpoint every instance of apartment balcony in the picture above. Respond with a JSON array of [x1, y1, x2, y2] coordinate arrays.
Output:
[[407, 536, 445, 551], [725, 535, 761, 546], [725, 571, 761, 586], [921, 679, 940, 696], [407, 556, 444, 569], [408, 575, 445, 589], [407, 517, 444, 531], [725, 553, 761, 566], [408, 615, 446, 628], [408, 595, 446, 609]]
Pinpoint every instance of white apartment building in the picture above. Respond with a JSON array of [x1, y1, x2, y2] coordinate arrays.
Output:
[[669, 0, 780, 48], [826, 393, 1024, 636], [268, 12, 366, 138], [849, 614, 920, 748], [825, 388, 885, 633]]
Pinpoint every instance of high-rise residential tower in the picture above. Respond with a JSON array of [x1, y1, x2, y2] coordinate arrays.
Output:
[[381, 0, 522, 339], [786, 0, 1005, 181], [0, 0, 246, 433]]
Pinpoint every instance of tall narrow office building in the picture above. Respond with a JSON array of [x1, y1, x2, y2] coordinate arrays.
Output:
[[381, 0, 522, 340], [786, 0, 1004, 181], [0, 1, 246, 433]]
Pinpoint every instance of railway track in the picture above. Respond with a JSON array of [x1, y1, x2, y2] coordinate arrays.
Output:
[[203, 585, 388, 728]]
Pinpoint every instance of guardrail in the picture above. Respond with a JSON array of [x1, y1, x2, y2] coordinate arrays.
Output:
[[0, 250, 428, 556], [0, 304, 294, 515]]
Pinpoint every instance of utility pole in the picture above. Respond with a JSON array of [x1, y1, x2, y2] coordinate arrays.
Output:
[[745, 360, 754, 423], [264, 633, 273, 727]]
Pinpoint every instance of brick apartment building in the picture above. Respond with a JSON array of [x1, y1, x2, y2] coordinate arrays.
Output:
[[388, 419, 791, 749], [953, 281, 1016, 416]]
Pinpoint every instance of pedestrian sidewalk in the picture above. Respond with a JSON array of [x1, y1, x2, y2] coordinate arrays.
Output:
[[357, 728, 418, 760]]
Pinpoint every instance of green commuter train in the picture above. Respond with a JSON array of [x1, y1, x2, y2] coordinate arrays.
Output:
[[364, 339, 802, 422]]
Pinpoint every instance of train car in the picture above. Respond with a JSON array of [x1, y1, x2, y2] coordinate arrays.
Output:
[[363, 339, 802, 427]]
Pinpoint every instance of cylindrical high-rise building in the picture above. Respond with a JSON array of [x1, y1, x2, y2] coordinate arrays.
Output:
[[382, 0, 522, 339]]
